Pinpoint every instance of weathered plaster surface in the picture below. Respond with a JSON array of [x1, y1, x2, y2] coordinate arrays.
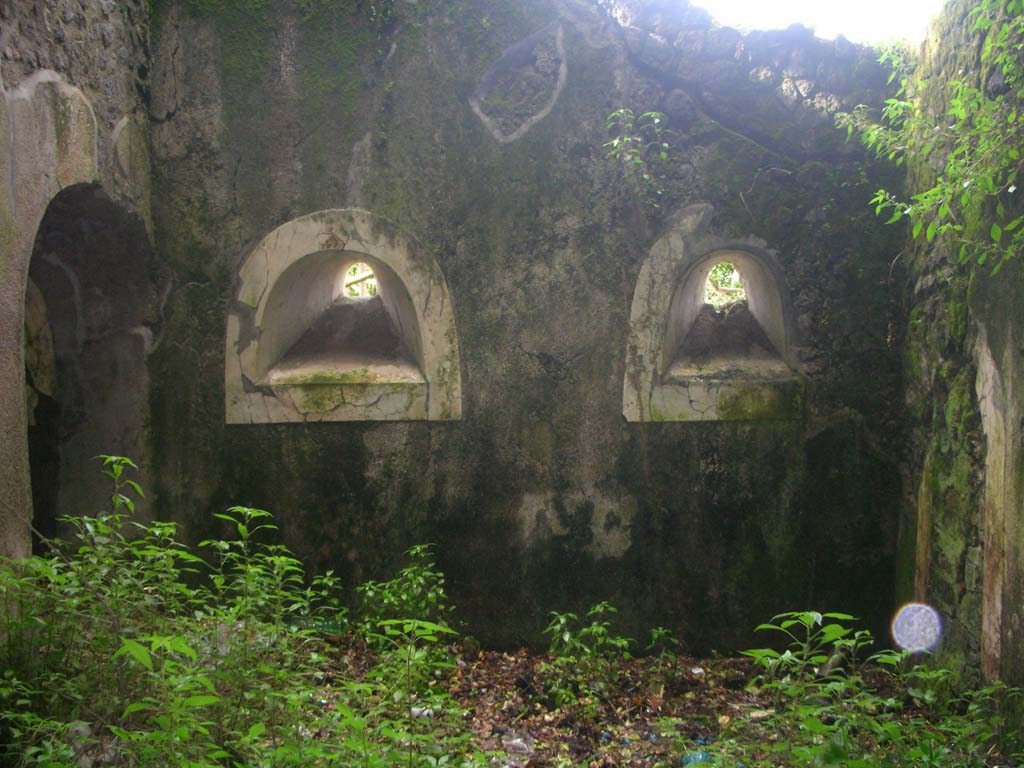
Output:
[[0, 0, 152, 559], [901, 0, 1024, 685], [139, 0, 906, 649], [112, 115, 154, 236], [470, 24, 569, 143]]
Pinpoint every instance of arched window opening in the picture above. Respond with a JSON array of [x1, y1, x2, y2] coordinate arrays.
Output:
[[704, 262, 747, 309], [671, 258, 784, 377], [623, 204, 802, 422], [226, 209, 463, 423], [345, 261, 378, 299]]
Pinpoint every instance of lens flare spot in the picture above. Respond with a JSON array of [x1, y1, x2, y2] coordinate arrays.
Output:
[[891, 603, 942, 652]]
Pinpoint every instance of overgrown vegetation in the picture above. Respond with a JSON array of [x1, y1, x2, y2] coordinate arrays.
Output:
[[2, 459, 1022, 766], [837, 0, 1023, 272], [1, 457, 475, 767], [736, 611, 1024, 767]]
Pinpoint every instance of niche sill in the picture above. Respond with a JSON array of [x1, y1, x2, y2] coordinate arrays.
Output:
[[263, 353, 427, 419], [651, 355, 803, 422], [266, 351, 426, 387], [665, 352, 795, 382]]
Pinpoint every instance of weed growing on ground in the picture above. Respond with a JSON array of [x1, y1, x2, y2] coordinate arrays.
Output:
[[540, 601, 635, 715], [733, 609, 1024, 768]]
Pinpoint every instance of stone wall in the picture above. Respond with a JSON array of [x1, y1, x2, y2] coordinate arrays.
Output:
[[145, 0, 905, 650], [902, 0, 1024, 685], [0, 0, 1018, 675]]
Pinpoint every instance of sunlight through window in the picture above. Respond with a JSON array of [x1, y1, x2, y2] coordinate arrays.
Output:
[[344, 262, 378, 299], [704, 262, 747, 310]]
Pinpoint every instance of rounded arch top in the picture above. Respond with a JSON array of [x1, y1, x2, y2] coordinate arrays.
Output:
[[226, 209, 462, 423], [6, 72, 99, 247]]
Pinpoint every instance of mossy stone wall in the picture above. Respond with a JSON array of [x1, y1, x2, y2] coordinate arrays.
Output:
[[146, 0, 905, 650], [901, 0, 1024, 685]]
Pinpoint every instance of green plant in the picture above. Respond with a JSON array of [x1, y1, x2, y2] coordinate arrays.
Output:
[[545, 601, 633, 661], [646, 626, 681, 660], [356, 544, 452, 632], [2, 458, 347, 765], [540, 601, 634, 713], [836, 0, 1023, 272], [605, 108, 672, 207], [0, 456, 498, 766], [736, 610, 1024, 767], [742, 611, 873, 681], [704, 262, 747, 309], [0, 673, 76, 768], [364, 618, 461, 767]]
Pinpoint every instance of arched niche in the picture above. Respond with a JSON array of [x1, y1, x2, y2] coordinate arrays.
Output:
[[226, 209, 462, 423], [623, 204, 803, 422]]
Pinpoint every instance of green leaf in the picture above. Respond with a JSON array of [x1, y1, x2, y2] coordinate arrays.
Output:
[[912, 218, 924, 239], [820, 624, 852, 643], [926, 220, 938, 242], [196, 676, 216, 693], [116, 638, 153, 671], [991, 223, 1003, 242], [183, 695, 221, 708]]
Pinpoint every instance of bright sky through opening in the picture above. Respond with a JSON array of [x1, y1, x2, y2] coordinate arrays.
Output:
[[692, 0, 947, 44]]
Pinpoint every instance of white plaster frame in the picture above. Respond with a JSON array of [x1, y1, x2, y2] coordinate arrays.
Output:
[[226, 209, 462, 423], [469, 25, 568, 144], [622, 203, 803, 422]]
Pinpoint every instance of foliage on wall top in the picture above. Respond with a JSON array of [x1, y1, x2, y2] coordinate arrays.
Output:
[[837, 0, 1023, 273]]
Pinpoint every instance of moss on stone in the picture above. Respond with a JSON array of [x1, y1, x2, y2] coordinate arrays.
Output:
[[279, 368, 373, 386], [296, 5, 374, 123], [717, 381, 803, 421]]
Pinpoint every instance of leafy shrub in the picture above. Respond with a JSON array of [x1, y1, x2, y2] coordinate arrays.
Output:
[[737, 609, 1024, 767], [0, 457, 484, 768], [540, 601, 634, 712], [355, 544, 452, 630]]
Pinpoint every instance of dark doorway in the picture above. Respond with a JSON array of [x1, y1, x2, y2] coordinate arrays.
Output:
[[25, 185, 157, 550]]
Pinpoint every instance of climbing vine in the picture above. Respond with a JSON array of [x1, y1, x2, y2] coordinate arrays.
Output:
[[837, 0, 1023, 272]]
